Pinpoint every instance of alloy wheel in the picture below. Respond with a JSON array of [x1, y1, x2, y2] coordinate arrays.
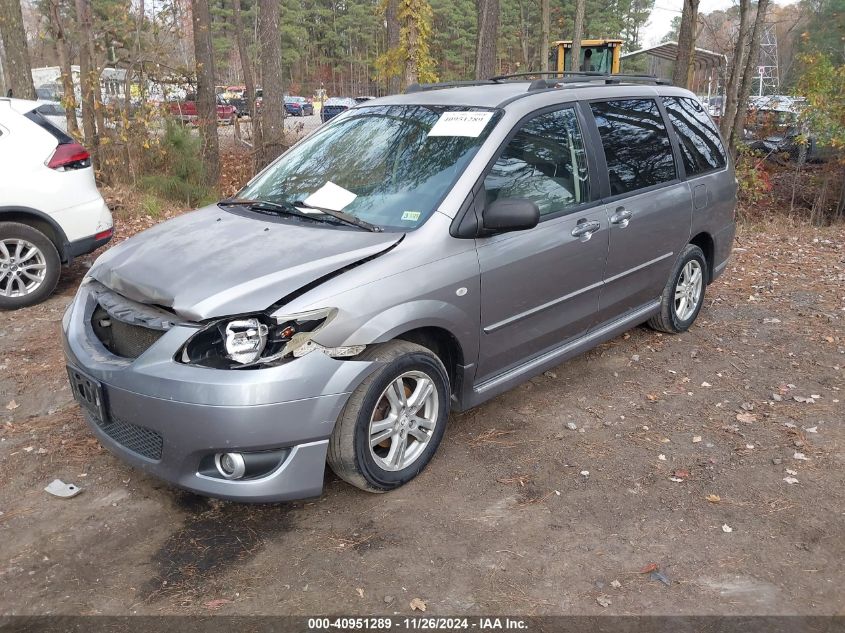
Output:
[[0, 239, 47, 298], [674, 259, 703, 321], [368, 371, 439, 472]]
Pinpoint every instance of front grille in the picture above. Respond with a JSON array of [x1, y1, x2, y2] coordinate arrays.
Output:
[[95, 411, 163, 460], [91, 306, 166, 358]]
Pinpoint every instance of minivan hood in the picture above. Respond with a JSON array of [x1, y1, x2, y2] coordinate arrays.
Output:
[[89, 205, 402, 321]]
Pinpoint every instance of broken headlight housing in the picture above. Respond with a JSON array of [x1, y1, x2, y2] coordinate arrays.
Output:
[[179, 308, 363, 369]]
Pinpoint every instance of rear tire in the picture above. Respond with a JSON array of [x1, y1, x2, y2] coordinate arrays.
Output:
[[327, 340, 450, 493], [648, 244, 707, 334], [0, 222, 61, 310]]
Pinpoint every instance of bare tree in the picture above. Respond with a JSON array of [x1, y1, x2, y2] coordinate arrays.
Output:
[[728, 0, 771, 151], [570, 0, 585, 71], [73, 0, 99, 163], [474, 0, 499, 79], [46, 0, 78, 134], [539, 0, 549, 72], [385, 0, 401, 93], [0, 0, 36, 98], [233, 0, 261, 158], [720, 0, 750, 142], [672, 0, 700, 88], [258, 0, 285, 166], [190, 0, 220, 185]]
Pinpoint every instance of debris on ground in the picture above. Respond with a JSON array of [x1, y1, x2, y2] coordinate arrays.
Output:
[[784, 477, 800, 485], [650, 570, 671, 586], [43, 479, 82, 499], [409, 597, 427, 611], [722, 524, 734, 533], [566, 422, 578, 431], [596, 595, 611, 607], [203, 598, 232, 610], [640, 563, 659, 574], [610, 580, 622, 589], [706, 494, 721, 503]]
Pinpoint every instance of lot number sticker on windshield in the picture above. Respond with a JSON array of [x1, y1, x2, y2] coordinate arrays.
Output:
[[401, 211, 421, 222], [428, 111, 494, 137], [303, 181, 358, 211]]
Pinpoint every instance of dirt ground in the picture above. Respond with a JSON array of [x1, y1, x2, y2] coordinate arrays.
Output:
[[0, 216, 842, 616]]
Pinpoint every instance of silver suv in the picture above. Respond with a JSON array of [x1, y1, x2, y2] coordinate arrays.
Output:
[[62, 75, 736, 501]]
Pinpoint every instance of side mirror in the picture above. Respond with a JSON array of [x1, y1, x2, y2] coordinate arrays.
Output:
[[482, 198, 540, 234]]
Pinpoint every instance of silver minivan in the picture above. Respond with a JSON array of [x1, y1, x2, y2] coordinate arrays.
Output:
[[62, 75, 736, 501]]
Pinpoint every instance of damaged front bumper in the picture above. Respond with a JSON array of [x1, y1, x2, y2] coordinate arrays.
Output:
[[61, 280, 377, 502]]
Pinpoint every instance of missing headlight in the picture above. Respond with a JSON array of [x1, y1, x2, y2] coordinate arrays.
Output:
[[178, 308, 348, 369]]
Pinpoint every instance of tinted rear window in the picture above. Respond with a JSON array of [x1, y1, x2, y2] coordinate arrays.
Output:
[[663, 96, 727, 176], [590, 99, 676, 196], [24, 110, 73, 144]]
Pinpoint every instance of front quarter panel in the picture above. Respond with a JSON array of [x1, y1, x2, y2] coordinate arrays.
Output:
[[274, 212, 481, 373]]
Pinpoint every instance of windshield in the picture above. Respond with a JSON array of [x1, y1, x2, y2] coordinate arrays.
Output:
[[238, 105, 501, 230]]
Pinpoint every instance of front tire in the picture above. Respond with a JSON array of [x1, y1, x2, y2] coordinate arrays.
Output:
[[327, 340, 450, 493], [0, 222, 61, 310], [648, 244, 707, 334]]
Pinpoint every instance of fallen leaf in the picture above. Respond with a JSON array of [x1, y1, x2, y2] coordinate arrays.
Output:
[[5, 400, 19, 411], [596, 595, 611, 608], [640, 562, 659, 574], [356, 587, 364, 598], [722, 524, 733, 533], [736, 413, 757, 424], [672, 468, 690, 480], [646, 394, 659, 402], [410, 598, 427, 612], [610, 580, 622, 589], [783, 477, 799, 485], [706, 494, 721, 503], [785, 468, 798, 475]]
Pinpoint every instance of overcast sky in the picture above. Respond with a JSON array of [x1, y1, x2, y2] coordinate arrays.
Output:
[[638, 0, 797, 48]]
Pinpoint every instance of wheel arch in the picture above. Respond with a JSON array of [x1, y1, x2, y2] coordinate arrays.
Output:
[[0, 206, 69, 263], [689, 231, 715, 283]]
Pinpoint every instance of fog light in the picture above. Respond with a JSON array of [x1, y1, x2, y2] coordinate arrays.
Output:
[[215, 452, 246, 479]]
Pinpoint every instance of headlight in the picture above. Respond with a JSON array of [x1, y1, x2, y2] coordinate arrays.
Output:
[[178, 308, 361, 369]]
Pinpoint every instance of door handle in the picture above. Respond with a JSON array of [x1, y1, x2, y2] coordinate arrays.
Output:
[[610, 206, 633, 227], [571, 220, 601, 242]]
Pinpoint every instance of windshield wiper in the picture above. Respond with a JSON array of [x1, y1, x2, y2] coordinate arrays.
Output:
[[294, 200, 383, 233], [218, 197, 325, 222], [218, 197, 382, 233]]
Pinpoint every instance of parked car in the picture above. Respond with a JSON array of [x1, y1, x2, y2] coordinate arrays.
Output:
[[168, 93, 237, 125], [0, 97, 113, 309], [63, 77, 735, 502], [285, 96, 314, 117], [320, 97, 357, 123], [743, 95, 829, 161]]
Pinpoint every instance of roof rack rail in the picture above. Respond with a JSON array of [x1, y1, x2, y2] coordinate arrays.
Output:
[[490, 71, 672, 91], [404, 79, 500, 93]]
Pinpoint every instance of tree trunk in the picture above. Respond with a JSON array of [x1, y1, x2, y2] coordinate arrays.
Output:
[[404, 13, 419, 87], [474, 0, 499, 79], [570, 0, 585, 72], [672, 0, 699, 88], [74, 0, 99, 164], [539, 0, 549, 72], [76, 0, 104, 140], [729, 0, 771, 152], [233, 0, 261, 159], [0, 0, 36, 98], [720, 0, 750, 142], [385, 0, 400, 93], [258, 0, 285, 167], [190, 0, 220, 186], [47, 0, 79, 135]]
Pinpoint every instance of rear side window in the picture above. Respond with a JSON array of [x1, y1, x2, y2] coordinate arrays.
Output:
[[663, 96, 727, 176], [484, 107, 590, 217], [590, 99, 676, 196]]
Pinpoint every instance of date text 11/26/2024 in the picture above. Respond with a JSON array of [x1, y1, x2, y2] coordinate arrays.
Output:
[[307, 617, 529, 630]]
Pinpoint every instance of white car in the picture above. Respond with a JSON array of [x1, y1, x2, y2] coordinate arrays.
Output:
[[0, 97, 113, 309]]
